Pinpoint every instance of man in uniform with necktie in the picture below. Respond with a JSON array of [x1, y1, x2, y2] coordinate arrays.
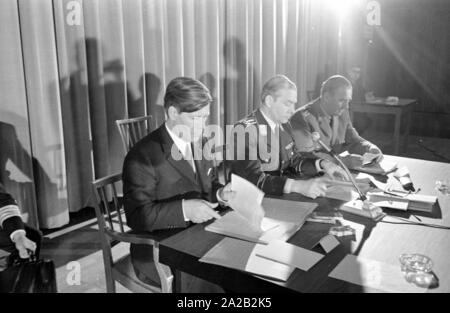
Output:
[[229, 75, 348, 198], [289, 75, 383, 168]]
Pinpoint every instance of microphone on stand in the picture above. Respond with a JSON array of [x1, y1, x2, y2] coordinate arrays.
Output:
[[310, 132, 367, 201]]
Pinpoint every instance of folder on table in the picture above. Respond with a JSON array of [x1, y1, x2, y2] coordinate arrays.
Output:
[[255, 240, 324, 271], [262, 197, 317, 223], [206, 175, 316, 243], [205, 211, 291, 244], [200, 237, 295, 282], [367, 191, 437, 212]]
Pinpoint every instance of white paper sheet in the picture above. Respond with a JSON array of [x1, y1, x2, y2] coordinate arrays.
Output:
[[200, 238, 295, 281], [256, 240, 324, 271], [317, 234, 340, 253], [205, 211, 299, 244]]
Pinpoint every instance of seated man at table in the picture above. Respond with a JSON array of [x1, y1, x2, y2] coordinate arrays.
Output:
[[289, 75, 383, 168], [229, 75, 348, 199], [123, 77, 232, 292]]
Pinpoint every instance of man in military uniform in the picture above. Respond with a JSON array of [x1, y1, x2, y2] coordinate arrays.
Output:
[[289, 75, 383, 168], [229, 75, 348, 199]]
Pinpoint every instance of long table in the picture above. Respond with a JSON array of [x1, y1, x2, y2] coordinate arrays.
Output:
[[159, 155, 450, 292]]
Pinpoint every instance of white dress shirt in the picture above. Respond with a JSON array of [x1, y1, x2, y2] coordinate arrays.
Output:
[[165, 124, 224, 222], [165, 124, 195, 172]]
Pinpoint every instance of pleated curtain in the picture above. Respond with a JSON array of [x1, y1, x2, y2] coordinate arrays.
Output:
[[0, 0, 339, 229]]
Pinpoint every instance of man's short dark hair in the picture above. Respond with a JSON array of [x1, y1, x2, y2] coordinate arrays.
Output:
[[164, 77, 212, 113], [261, 75, 296, 104], [320, 75, 352, 97]]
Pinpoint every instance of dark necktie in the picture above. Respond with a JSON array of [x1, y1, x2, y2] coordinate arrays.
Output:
[[191, 142, 205, 194]]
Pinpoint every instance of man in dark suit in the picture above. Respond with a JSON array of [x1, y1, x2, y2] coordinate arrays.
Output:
[[0, 182, 38, 270], [229, 75, 348, 199], [289, 75, 383, 168], [123, 77, 232, 292]]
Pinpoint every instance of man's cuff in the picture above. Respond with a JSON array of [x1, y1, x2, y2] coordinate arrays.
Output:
[[10, 229, 26, 242], [315, 159, 324, 173], [283, 178, 294, 194], [181, 199, 189, 222], [216, 188, 228, 206]]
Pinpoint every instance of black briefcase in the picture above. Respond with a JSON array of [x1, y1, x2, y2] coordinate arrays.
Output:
[[0, 253, 57, 293]]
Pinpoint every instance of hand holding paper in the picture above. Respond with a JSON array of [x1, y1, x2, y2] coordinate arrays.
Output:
[[218, 183, 236, 202], [183, 199, 221, 223], [206, 175, 314, 243], [229, 174, 265, 231]]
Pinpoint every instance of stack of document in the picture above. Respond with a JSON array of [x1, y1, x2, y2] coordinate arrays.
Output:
[[200, 238, 324, 282], [206, 174, 315, 243], [367, 191, 437, 212], [200, 238, 296, 281], [205, 212, 288, 244], [202, 174, 322, 281]]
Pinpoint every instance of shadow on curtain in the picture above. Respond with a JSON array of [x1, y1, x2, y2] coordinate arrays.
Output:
[[1, 0, 340, 229]]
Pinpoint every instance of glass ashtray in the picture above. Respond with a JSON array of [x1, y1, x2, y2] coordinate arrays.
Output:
[[399, 254, 433, 273]]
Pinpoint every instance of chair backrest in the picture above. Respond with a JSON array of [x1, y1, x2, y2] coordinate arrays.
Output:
[[116, 115, 154, 152], [92, 173, 127, 236]]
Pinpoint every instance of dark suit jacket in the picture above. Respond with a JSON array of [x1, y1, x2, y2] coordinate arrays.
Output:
[[229, 109, 320, 196], [122, 123, 222, 285], [290, 98, 378, 156]]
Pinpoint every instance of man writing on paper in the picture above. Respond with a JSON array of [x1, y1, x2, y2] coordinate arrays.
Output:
[[229, 75, 348, 199], [123, 77, 232, 292], [289, 75, 383, 169]]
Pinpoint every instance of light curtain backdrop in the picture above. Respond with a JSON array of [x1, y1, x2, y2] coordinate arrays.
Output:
[[0, 0, 339, 229]]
